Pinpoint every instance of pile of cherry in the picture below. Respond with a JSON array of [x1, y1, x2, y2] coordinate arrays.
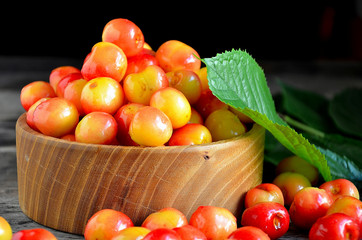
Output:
[[20, 18, 251, 147]]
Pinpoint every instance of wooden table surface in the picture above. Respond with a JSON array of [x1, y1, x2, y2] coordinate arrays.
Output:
[[1, 56, 362, 239]]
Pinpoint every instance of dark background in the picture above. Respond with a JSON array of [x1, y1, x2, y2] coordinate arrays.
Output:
[[2, 0, 362, 61]]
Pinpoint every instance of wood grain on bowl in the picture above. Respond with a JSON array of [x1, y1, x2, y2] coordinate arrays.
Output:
[[16, 113, 265, 234]]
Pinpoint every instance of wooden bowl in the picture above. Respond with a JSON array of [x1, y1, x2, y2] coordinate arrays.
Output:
[[16, 113, 265, 235]]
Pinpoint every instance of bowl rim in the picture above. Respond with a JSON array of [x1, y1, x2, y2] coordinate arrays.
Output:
[[16, 112, 263, 150]]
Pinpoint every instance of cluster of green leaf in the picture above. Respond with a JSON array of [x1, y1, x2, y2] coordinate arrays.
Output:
[[275, 81, 362, 188], [203, 49, 362, 188]]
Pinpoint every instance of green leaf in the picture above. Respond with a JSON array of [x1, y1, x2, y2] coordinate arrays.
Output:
[[204, 49, 332, 181], [317, 147, 362, 189], [305, 132, 362, 169], [329, 88, 362, 139], [204, 50, 285, 126], [264, 128, 362, 188], [278, 81, 334, 133], [280, 115, 362, 186]]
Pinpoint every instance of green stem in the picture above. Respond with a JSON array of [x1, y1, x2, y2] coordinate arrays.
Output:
[[283, 115, 326, 138]]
